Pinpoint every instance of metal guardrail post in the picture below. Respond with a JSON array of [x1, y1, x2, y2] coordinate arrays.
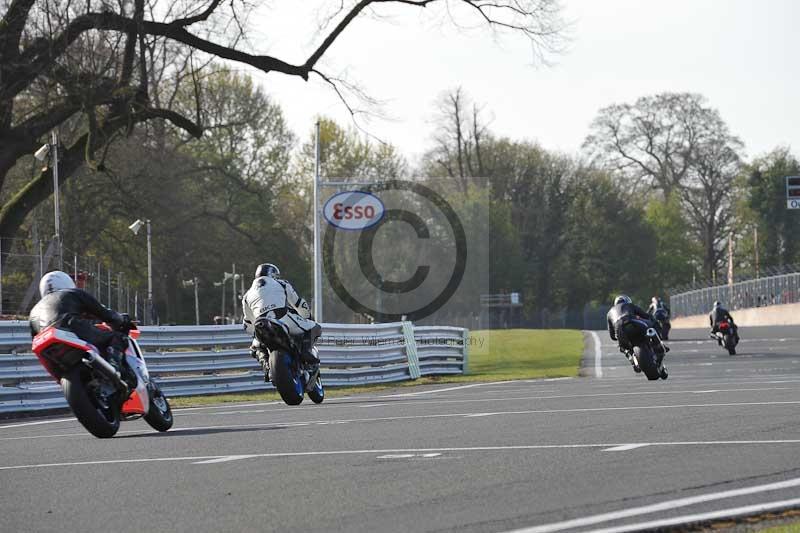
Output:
[[401, 321, 421, 379], [462, 328, 470, 373]]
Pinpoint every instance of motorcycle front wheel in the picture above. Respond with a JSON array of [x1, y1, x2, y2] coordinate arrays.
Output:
[[143, 383, 173, 432], [62, 367, 120, 438], [307, 373, 324, 404], [269, 351, 304, 405]]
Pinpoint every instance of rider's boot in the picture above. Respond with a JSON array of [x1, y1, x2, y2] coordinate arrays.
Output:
[[623, 349, 641, 373], [257, 350, 272, 383], [299, 336, 321, 383]]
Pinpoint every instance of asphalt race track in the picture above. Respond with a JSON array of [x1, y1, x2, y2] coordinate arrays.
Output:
[[2, 326, 799, 532]]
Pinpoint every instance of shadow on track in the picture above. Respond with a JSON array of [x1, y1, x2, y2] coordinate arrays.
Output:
[[117, 424, 291, 439]]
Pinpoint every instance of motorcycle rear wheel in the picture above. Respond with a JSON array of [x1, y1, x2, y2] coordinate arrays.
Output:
[[634, 345, 661, 381], [269, 351, 304, 405], [724, 334, 736, 355], [62, 367, 120, 438]]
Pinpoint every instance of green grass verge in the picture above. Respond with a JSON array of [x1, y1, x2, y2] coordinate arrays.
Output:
[[169, 328, 584, 408], [759, 521, 800, 532]]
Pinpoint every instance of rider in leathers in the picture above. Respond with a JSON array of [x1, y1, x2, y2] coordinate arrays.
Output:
[[607, 295, 668, 373], [29, 270, 134, 386], [647, 296, 670, 318], [242, 263, 321, 381], [709, 301, 739, 345]]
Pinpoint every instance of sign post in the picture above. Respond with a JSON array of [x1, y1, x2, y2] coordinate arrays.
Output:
[[786, 176, 800, 209]]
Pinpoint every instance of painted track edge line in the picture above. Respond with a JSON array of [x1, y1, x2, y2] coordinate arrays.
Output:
[[501, 475, 800, 533], [590, 496, 800, 533], [590, 331, 603, 378]]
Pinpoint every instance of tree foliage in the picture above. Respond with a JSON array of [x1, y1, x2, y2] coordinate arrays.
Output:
[[0, 0, 566, 249], [584, 92, 744, 279], [743, 147, 800, 268]]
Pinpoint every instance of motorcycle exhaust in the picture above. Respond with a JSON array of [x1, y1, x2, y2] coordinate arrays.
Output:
[[82, 352, 127, 391]]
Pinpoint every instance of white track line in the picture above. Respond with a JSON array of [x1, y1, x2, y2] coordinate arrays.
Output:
[[504, 476, 800, 533], [3, 400, 800, 442], [590, 331, 603, 378], [192, 455, 258, 464], [590, 497, 800, 533], [164, 387, 797, 420], [602, 444, 648, 451], [0, 417, 75, 429], [3, 440, 800, 470], [377, 383, 488, 397]]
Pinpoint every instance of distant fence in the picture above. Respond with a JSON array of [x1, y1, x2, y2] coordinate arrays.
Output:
[[0, 321, 468, 415], [670, 272, 800, 317]]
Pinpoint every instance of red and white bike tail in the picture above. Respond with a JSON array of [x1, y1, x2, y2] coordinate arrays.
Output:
[[31, 323, 172, 438]]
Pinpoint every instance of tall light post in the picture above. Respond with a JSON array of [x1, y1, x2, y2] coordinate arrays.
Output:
[[313, 119, 322, 322], [128, 218, 152, 325], [182, 277, 200, 325], [34, 131, 63, 269], [212, 272, 240, 324], [214, 272, 236, 324]]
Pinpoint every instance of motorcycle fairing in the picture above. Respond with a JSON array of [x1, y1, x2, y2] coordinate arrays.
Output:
[[32, 327, 103, 381], [121, 349, 150, 416]]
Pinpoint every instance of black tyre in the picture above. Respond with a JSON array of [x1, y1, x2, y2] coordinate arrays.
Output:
[[725, 334, 736, 355], [61, 367, 120, 438], [307, 373, 324, 404], [634, 345, 661, 381], [143, 383, 173, 432], [269, 351, 303, 405]]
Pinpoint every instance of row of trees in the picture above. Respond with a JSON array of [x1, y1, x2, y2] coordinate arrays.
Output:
[[420, 89, 799, 322], [4, 74, 798, 323]]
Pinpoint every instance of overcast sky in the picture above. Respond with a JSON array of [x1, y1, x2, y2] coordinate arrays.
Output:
[[245, 0, 799, 163]]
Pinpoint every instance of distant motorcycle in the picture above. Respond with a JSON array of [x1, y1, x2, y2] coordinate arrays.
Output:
[[31, 322, 173, 438], [621, 319, 669, 381], [254, 317, 324, 406], [654, 309, 671, 340], [712, 320, 738, 355]]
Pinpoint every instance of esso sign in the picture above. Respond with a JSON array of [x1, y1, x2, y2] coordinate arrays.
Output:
[[323, 191, 385, 230]]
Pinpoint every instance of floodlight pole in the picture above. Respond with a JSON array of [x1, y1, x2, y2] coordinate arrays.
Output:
[[193, 277, 200, 326], [51, 131, 63, 269], [232, 263, 237, 319], [146, 219, 153, 325], [313, 120, 322, 322]]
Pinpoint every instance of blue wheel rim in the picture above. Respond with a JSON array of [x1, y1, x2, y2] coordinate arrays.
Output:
[[279, 352, 303, 398]]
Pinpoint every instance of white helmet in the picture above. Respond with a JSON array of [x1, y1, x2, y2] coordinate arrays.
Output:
[[614, 295, 632, 306], [39, 270, 76, 298]]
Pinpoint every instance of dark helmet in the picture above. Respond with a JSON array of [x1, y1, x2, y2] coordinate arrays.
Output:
[[254, 263, 280, 279], [614, 295, 632, 306], [713, 300, 721, 308]]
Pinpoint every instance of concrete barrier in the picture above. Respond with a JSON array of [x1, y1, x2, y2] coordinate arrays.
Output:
[[672, 302, 800, 329]]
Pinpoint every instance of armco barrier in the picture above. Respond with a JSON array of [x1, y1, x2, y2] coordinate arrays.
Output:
[[0, 321, 468, 415]]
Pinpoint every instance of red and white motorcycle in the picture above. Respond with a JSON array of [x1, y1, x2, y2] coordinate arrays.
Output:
[[31, 322, 173, 438]]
